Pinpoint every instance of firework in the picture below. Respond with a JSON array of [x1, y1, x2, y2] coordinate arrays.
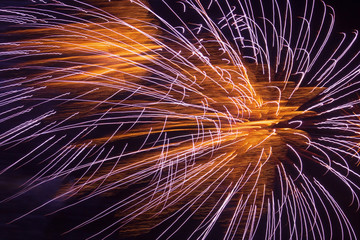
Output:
[[1, 0, 360, 239]]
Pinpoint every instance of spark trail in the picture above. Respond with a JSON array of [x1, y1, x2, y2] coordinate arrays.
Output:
[[0, 0, 360, 239]]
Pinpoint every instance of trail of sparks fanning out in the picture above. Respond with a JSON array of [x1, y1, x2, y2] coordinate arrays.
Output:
[[0, 0, 360, 239]]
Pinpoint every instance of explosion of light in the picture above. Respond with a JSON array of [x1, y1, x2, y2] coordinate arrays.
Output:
[[0, 0, 360, 239]]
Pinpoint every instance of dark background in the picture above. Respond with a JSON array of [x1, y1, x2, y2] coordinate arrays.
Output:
[[327, 0, 360, 32], [1, 0, 360, 239]]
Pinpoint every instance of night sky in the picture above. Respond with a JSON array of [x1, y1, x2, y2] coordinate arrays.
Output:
[[327, 0, 360, 32], [1, 0, 360, 239]]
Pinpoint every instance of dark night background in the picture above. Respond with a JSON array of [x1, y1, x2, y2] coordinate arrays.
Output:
[[327, 0, 360, 32], [1, 0, 360, 239]]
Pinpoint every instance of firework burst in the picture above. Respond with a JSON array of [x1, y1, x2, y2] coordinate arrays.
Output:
[[1, 0, 360, 239]]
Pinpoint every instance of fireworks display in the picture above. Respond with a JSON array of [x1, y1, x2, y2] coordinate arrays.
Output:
[[1, 0, 360, 239]]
